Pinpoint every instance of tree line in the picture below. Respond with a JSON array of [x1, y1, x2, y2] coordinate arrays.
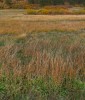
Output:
[[28, 0, 85, 6], [4, 0, 85, 6]]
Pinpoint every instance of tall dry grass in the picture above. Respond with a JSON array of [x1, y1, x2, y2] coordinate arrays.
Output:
[[0, 12, 85, 34], [0, 12, 85, 99], [0, 20, 85, 34], [0, 31, 85, 99]]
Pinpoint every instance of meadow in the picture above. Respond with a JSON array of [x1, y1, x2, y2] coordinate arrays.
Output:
[[0, 10, 85, 100]]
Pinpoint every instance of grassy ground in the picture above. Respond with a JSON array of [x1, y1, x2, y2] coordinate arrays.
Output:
[[0, 10, 85, 100], [0, 10, 85, 34]]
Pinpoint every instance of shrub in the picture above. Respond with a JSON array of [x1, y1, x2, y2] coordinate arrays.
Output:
[[37, 9, 51, 14], [50, 8, 69, 14], [11, 1, 40, 9], [27, 9, 38, 14], [0, 2, 9, 9], [26, 7, 85, 15], [5, 0, 12, 6], [74, 9, 85, 14], [12, 1, 28, 9], [26, 8, 69, 15], [25, 4, 40, 9]]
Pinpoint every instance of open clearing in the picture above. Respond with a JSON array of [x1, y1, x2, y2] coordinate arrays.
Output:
[[0, 10, 85, 100], [0, 9, 85, 34]]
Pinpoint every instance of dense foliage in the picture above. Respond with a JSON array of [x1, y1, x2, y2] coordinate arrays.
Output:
[[5, 0, 12, 5], [28, 0, 85, 6], [4, 0, 85, 6]]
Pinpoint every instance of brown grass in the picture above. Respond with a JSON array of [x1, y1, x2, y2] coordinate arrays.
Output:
[[0, 32, 85, 82], [0, 10, 85, 99], [0, 18, 85, 34], [0, 10, 85, 80], [0, 10, 85, 34]]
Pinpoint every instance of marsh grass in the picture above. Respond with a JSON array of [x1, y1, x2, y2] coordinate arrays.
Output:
[[0, 31, 85, 100]]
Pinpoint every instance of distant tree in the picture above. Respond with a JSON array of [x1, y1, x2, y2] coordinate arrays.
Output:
[[28, 0, 35, 4], [69, 0, 85, 5], [39, 0, 47, 6], [27, 0, 85, 6], [52, 0, 64, 5], [80, 0, 85, 5], [5, 0, 12, 5]]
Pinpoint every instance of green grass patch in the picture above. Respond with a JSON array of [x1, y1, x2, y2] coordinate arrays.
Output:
[[0, 41, 5, 46]]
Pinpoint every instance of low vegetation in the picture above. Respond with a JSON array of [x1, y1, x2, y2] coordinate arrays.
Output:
[[0, 10, 85, 100], [26, 7, 69, 15], [26, 7, 85, 15], [0, 30, 85, 100]]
